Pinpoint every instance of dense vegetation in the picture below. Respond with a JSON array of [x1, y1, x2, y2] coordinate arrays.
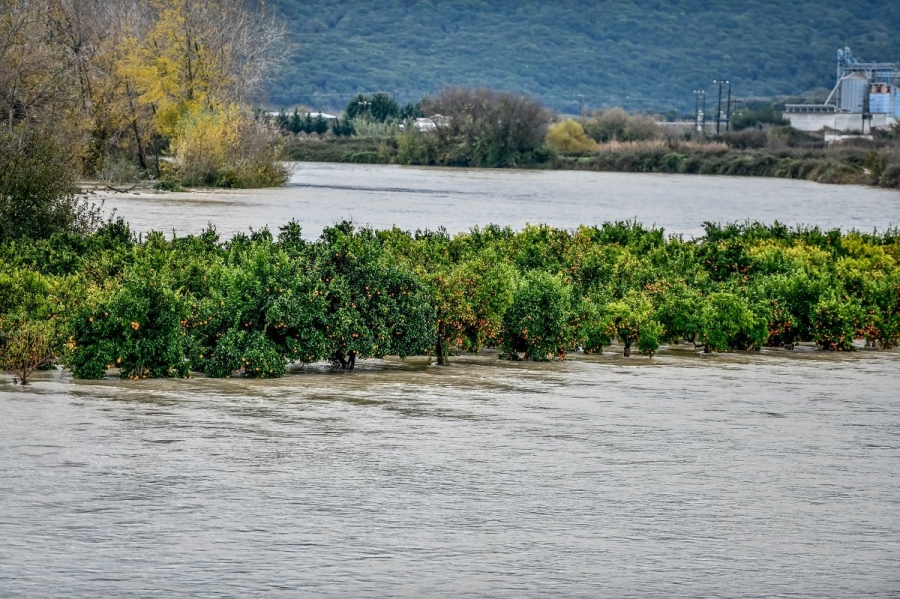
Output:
[[0, 0, 288, 189], [284, 104, 900, 189], [2, 219, 898, 383], [269, 0, 900, 112]]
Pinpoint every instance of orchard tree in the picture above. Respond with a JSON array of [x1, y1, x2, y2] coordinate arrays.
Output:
[[0, 317, 57, 384], [606, 291, 663, 357], [315, 222, 435, 370], [501, 271, 574, 361]]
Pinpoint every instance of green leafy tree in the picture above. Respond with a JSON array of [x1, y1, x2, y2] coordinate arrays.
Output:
[[606, 291, 662, 357], [431, 254, 516, 363], [316, 222, 435, 369], [698, 292, 769, 352], [0, 122, 101, 243], [189, 237, 326, 378], [501, 271, 574, 361], [811, 294, 862, 351], [345, 92, 399, 122], [68, 263, 190, 379], [0, 317, 57, 384]]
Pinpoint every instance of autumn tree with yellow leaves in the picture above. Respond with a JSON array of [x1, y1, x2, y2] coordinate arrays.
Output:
[[1, 0, 289, 188]]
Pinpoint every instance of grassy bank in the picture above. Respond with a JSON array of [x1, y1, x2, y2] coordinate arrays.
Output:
[[282, 137, 395, 164], [563, 144, 871, 185]]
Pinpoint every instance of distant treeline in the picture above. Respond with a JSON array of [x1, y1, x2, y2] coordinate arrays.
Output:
[[281, 94, 900, 189], [2, 220, 898, 383]]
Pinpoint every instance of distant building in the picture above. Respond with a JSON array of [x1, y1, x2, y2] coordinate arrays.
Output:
[[783, 48, 899, 132], [413, 114, 448, 131]]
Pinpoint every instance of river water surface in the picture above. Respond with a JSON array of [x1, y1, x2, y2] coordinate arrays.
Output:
[[97, 163, 900, 239], [3, 168, 899, 597], [2, 348, 899, 597]]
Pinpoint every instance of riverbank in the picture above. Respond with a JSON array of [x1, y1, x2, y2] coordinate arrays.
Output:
[[282, 137, 900, 189]]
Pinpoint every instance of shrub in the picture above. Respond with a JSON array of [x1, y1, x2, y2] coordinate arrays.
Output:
[[546, 119, 598, 153], [0, 316, 57, 384], [167, 104, 289, 188], [583, 108, 662, 143]]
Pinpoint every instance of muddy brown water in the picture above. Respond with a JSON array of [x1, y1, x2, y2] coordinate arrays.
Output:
[[3, 167, 899, 596], [2, 347, 899, 597]]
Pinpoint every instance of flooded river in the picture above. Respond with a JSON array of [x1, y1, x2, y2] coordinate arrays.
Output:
[[2, 348, 899, 597], [97, 163, 900, 239], [2, 167, 899, 596]]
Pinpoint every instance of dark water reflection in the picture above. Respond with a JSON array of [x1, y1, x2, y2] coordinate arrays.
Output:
[[2, 348, 898, 597]]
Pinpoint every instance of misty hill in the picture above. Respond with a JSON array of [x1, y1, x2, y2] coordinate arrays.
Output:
[[269, 0, 900, 113]]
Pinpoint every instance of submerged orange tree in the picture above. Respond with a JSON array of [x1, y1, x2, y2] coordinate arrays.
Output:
[[0, 219, 898, 381]]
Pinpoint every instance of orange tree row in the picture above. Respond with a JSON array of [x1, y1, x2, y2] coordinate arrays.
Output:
[[0, 219, 898, 381]]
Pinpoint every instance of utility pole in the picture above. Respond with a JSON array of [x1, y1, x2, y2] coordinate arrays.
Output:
[[577, 94, 585, 116], [713, 79, 727, 135], [725, 81, 732, 132]]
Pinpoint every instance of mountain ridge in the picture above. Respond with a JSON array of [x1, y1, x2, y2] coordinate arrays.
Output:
[[267, 0, 900, 113]]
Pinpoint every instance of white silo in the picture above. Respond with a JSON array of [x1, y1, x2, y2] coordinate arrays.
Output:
[[840, 72, 869, 113]]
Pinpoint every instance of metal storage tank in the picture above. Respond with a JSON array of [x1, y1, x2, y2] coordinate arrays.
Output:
[[870, 92, 890, 113], [840, 72, 869, 112]]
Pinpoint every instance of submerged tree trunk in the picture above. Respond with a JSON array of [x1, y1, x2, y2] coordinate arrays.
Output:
[[332, 352, 348, 369], [436, 336, 447, 365], [623, 338, 632, 357]]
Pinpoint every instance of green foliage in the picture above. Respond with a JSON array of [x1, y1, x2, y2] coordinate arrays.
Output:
[[69, 264, 191, 379], [576, 295, 612, 354], [432, 255, 517, 356], [0, 316, 57, 384], [345, 93, 400, 122], [582, 109, 662, 143], [501, 271, 574, 361], [282, 137, 392, 163], [698, 292, 768, 352], [582, 145, 869, 185], [606, 291, 663, 357], [4, 219, 898, 383], [397, 88, 552, 168], [546, 119, 598, 153], [165, 105, 290, 188], [812, 295, 862, 351], [316, 223, 436, 364], [0, 122, 102, 243]]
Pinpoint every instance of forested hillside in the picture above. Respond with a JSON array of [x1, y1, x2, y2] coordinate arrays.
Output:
[[269, 0, 900, 113]]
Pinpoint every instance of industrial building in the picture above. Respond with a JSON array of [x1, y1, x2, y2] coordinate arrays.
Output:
[[784, 48, 899, 133]]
